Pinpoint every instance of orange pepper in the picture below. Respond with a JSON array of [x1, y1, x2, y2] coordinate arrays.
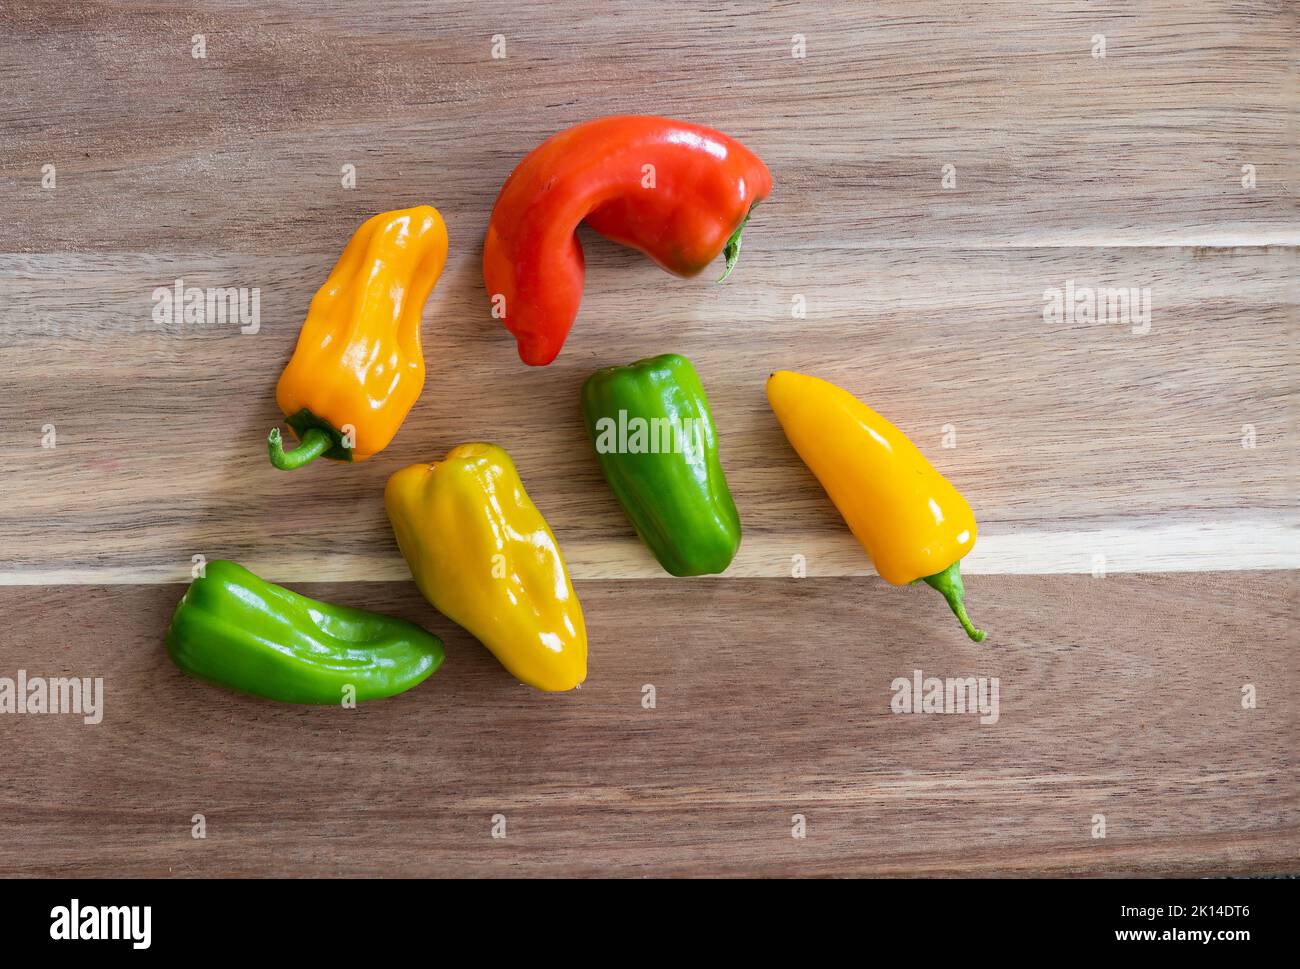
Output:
[[268, 206, 449, 469], [766, 370, 985, 641]]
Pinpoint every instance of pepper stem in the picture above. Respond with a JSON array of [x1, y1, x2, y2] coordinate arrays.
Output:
[[267, 426, 333, 470], [718, 205, 757, 282], [922, 560, 987, 642]]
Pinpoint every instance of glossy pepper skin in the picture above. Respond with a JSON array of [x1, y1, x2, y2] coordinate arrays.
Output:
[[385, 444, 587, 692], [582, 353, 741, 576], [268, 205, 449, 470], [483, 115, 773, 365], [766, 370, 986, 642], [165, 560, 444, 703]]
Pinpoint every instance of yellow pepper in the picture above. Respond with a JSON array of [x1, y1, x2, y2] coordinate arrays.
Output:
[[384, 443, 588, 691], [766, 370, 985, 641], [268, 205, 449, 470]]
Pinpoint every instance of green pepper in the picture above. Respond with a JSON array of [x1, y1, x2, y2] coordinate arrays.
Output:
[[165, 560, 443, 704], [581, 352, 741, 576]]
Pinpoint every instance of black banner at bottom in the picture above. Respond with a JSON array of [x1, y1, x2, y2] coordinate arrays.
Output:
[[0, 875, 1287, 955]]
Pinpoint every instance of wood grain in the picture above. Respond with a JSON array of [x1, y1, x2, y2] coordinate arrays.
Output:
[[0, 0, 1295, 877], [0, 573, 1294, 877], [1, 1, 1294, 250], [2, 243, 1296, 581], [1, 1, 1296, 582]]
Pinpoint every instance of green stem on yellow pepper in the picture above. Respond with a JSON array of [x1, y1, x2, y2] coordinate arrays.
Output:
[[922, 560, 986, 643]]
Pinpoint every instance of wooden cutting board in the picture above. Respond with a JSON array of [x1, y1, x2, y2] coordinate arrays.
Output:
[[1, 0, 1295, 876]]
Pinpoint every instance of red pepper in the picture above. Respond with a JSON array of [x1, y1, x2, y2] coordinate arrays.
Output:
[[483, 115, 772, 365]]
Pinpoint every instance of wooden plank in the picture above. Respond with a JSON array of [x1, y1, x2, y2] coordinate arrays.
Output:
[[1, 245, 1293, 581], [0, 1, 1293, 252], [0, 573, 1292, 877]]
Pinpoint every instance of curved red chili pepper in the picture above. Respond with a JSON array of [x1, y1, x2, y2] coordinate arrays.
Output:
[[483, 115, 773, 365]]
